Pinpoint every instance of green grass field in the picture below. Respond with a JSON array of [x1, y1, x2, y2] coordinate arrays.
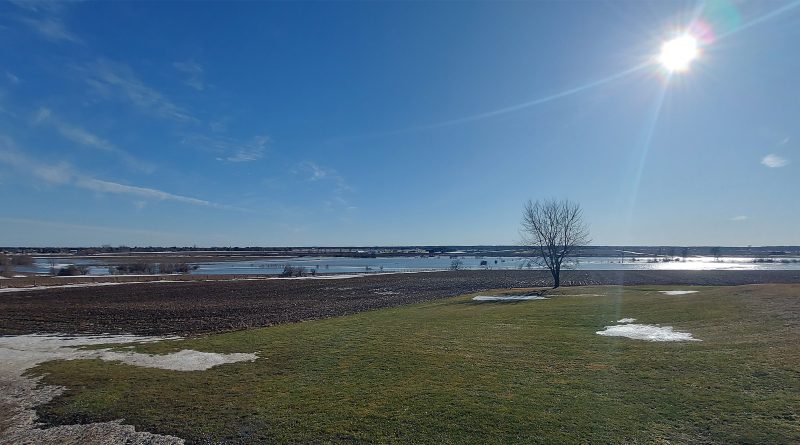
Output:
[[32, 285, 800, 444]]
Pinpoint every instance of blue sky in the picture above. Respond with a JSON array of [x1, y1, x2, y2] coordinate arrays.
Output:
[[1, 0, 798, 247]]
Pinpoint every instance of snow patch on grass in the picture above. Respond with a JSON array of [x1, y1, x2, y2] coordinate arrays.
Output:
[[0, 334, 256, 372], [596, 324, 700, 342], [659, 290, 698, 295], [0, 334, 212, 444], [472, 295, 547, 302], [97, 349, 258, 371], [617, 318, 636, 323]]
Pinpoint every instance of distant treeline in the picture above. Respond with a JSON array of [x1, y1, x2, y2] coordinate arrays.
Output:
[[3, 245, 800, 258]]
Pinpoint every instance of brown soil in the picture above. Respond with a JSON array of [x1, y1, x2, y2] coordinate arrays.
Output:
[[1, 270, 799, 336]]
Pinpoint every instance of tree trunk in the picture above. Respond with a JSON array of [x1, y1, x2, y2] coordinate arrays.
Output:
[[552, 268, 560, 288]]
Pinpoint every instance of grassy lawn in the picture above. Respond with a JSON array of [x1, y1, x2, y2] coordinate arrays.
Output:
[[32, 285, 800, 444]]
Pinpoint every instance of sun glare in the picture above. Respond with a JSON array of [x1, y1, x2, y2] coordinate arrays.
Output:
[[658, 35, 699, 72]]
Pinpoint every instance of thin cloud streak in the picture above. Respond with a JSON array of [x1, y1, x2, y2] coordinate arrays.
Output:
[[75, 178, 212, 207], [0, 141, 72, 184], [33, 107, 155, 173], [173, 60, 205, 91], [0, 137, 234, 209], [5, 71, 20, 84], [17, 16, 82, 44], [300, 161, 352, 192], [80, 59, 196, 123], [7, 0, 67, 14], [182, 133, 268, 163]]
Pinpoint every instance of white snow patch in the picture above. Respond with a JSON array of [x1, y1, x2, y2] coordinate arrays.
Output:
[[0, 334, 256, 372], [0, 333, 258, 444], [96, 349, 258, 371], [659, 290, 699, 295], [617, 318, 636, 323], [596, 324, 700, 342], [472, 295, 547, 301], [0, 280, 186, 293]]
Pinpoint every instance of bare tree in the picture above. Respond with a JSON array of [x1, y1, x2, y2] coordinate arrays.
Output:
[[520, 199, 590, 288]]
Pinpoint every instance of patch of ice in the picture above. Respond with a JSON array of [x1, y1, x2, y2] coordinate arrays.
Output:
[[617, 318, 636, 323], [472, 295, 547, 301], [659, 290, 699, 295], [596, 324, 700, 342]]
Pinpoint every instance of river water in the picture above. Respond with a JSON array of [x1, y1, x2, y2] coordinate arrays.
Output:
[[22, 255, 800, 276]]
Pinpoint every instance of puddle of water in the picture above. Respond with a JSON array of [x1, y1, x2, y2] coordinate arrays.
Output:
[[596, 324, 700, 341], [659, 290, 699, 295]]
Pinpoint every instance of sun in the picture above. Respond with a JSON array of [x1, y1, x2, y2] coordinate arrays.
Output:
[[658, 35, 699, 72]]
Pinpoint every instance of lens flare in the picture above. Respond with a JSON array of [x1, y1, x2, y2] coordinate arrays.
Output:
[[658, 35, 699, 72]]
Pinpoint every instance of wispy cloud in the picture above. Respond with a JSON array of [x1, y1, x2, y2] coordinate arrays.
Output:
[[182, 133, 268, 162], [291, 161, 356, 211], [0, 140, 72, 184], [17, 16, 82, 44], [80, 59, 196, 123], [173, 59, 205, 91], [324, 195, 358, 213], [224, 135, 268, 162], [779, 137, 790, 146], [33, 107, 155, 172], [209, 118, 229, 133], [224, 149, 264, 163], [761, 154, 789, 168], [731, 215, 748, 221], [10, 0, 81, 44], [7, 0, 67, 14], [5, 71, 20, 84], [0, 136, 226, 208], [300, 161, 352, 192], [305, 162, 331, 181]]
